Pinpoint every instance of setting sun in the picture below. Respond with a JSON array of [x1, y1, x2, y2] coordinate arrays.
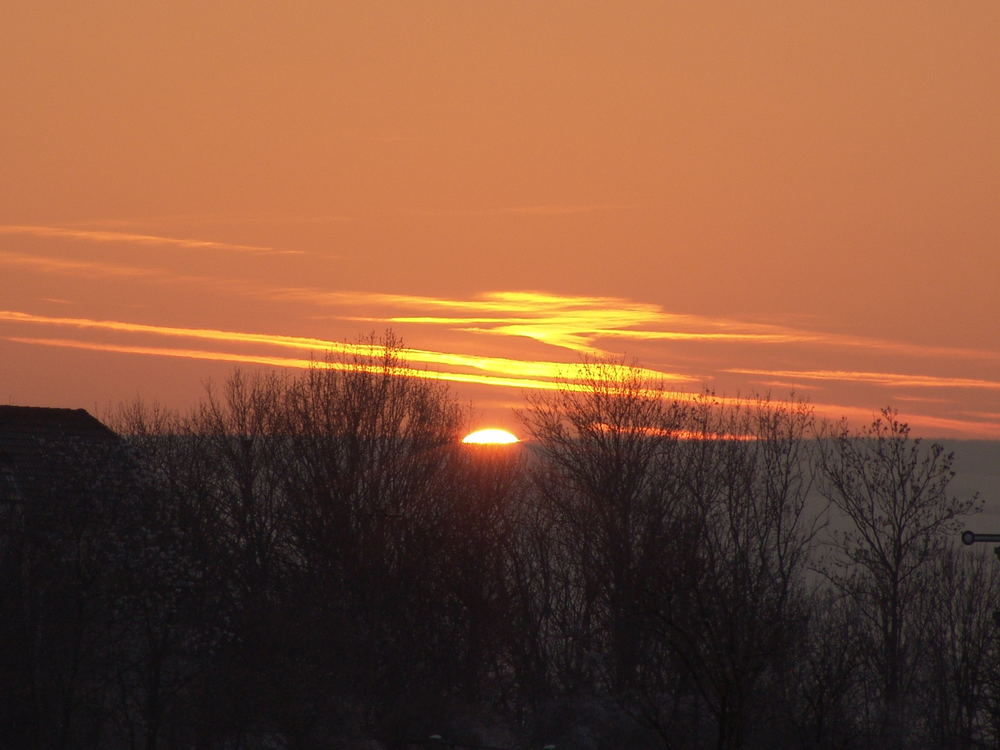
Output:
[[461, 428, 520, 445]]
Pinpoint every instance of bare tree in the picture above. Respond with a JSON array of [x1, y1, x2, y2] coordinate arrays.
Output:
[[191, 370, 293, 607], [818, 407, 981, 748], [517, 358, 689, 697], [647, 394, 820, 750], [109, 338, 471, 747], [277, 334, 467, 741], [519, 369, 822, 749], [107, 400, 238, 750], [770, 586, 866, 749], [440, 442, 525, 700], [920, 543, 1000, 748]]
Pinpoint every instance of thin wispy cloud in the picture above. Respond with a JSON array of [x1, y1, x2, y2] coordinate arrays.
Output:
[[960, 411, 1000, 422], [2, 276, 997, 437], [870, 412, 1000, 438], [61, 214, 356, 228], [0, 251, 263, 294], [0, 251, 163, 278], [11, 332, 996, 437], [0, 310, 695, 388], [750, 380, 823, 392], [0, 225, 303, 255], [892, 395, 956, 405], [797, 401, 1000, 439], [279, 289, 808, 354], [407, 204, 634, 217], [283, 289, 999, 366], [4, 308, 997, 436], [9, 251, 987, 370], [727, 368, 1000, 391], [3, 336, 682, 395]]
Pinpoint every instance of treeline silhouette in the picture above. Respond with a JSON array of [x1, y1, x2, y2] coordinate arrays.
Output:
[[0, 339, 993, 750]]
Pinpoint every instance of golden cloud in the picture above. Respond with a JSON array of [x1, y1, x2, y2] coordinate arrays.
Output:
[[0, 310, 695, 389], [280, 289, 999, 367], [284, 289, 811, 355], [4, 336, 686, 395]]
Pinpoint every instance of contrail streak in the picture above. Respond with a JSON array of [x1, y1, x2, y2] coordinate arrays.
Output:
[[0, 224, 303, 255], [0, 310, 695, 385], [727, 368, 1000, 391]]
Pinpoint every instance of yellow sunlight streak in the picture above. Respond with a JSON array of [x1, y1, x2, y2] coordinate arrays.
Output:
[[4, 336, 678, 395], [365, 318, 807, 343], [300, 289, 836, 355], [304, 290, 794, 333], [3, 249, 995, 366], [453, 324, 809, 352], [7, 333, 997, 437], [357, 292, 781, 353], [0, 310, 694, 387], [290, 289, 1000, 363]]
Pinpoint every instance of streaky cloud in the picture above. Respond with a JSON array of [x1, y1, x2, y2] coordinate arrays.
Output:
[[750, 380, 823, 392], [802, 401, 1000, 439], [281, 289, 998, 365], [407, 204, 634, 217], [727, 368, 1000, 391], [0, 251, 262, 292], [292, 289, 806, 355], [960, 410, 1000, 421], [892, 395, 956, 404], [0, 251, 163, 278], [6, 325, 995, 437], [0, 224, 303, 255], [3, 336, 684, 395], [61, 213, 357, 228], [0, 310, 696, 387]]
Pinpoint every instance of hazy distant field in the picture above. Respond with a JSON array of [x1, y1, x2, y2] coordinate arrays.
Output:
[[946, 440, 1000, 533]]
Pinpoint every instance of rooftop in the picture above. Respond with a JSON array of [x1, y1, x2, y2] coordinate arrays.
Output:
[[0, 406, 119, 504]]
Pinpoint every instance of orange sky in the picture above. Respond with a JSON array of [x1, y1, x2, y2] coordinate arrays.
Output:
[[1, 1, 998, 437]]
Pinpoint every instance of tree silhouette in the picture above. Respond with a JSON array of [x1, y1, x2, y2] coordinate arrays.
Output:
[[818, 407, 981, 748]]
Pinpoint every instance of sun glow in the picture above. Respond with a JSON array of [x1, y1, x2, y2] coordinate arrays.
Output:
[[462, 428, 520, 445]]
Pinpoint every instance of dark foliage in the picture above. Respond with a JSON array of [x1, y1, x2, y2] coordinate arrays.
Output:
[[0, 350, 992, 749]]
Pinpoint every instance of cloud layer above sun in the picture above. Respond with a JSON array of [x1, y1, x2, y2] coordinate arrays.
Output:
[[1, 3, 997, 438], [0, 222, 997, 438]]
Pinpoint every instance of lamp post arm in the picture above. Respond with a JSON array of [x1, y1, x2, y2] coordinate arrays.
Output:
[[961, 531, 1000, 545]]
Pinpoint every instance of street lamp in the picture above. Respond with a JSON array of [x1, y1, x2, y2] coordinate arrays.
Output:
[[961, 530, 1000, 560]]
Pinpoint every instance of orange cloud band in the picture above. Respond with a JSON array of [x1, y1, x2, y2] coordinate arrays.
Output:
[[3, 336, 686, 396], [6, 332, 998, 437], [5, 248, 994, 367], [292, 289, 999, 363], [728, 368, 1000, 391], [0, 251, 259, 292], [0, 251, 163, 278], [0, 224, 301, 255], [0, 310, 695, 386]]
